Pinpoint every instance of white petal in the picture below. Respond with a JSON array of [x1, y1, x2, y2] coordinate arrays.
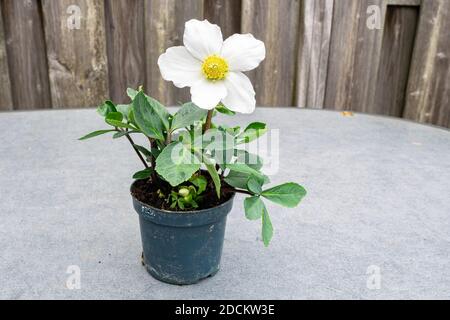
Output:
[[221, 34, 266, 72], [191, 79, 227, 110], [222, 72, 256, 114], [184, 19, 223, 61], [157, 46, 202, 88]]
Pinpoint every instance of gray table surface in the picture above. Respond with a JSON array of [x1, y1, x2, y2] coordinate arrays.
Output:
[[0, 107, 449, 300]]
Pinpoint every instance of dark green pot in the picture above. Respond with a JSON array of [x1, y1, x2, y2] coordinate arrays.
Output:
[[131, 182, 235, 285]]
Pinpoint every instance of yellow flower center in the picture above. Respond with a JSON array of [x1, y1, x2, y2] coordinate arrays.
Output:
[[202, 55, 228, 81]]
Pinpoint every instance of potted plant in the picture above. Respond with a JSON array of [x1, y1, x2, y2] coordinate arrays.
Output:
[[80, 19, 307, 285]]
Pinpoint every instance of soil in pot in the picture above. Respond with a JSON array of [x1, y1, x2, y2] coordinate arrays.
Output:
[[131, 173, 234, 211]]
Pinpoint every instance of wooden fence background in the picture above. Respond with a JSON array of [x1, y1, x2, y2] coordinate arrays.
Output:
[[0, 0, 449, 128]]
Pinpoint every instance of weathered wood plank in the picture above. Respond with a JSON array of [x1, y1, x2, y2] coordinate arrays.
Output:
[[145, 0, 204, 106], [325, 0, 387, 112], [2, 0, 51, 109], [242, 0, 301, 107], [0, 4, 12, 110], [323, 0, 361, 110], [41, 0, 109, 108], [105, 0, 145, 104], [404, 0, 450, 128], [296, 0, 334, 109], [387, 0, 421, 6], [204, 0, 241, 38], [374, 6, 419, 117]]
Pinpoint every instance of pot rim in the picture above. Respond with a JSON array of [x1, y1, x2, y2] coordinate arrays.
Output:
[[130, 180, 236, 216]]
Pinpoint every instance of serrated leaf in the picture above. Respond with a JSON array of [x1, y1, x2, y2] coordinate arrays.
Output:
[[262, 208, 273, 247], [261, 183, 307, 208], [244, 196, 265, 220], [78, 129, 115, 141], [171, 102, 207, 131], [133, 91, 165, 140], [133, 168, 153, 180], [155, 142, 200, 186]]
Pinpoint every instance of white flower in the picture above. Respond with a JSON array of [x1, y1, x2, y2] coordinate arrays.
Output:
[[158, 19, 266, 114]]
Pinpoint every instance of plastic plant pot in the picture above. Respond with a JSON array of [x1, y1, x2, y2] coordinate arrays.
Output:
[[131, 181, 235, 285]]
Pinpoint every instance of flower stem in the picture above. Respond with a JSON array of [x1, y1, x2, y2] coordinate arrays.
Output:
[[223, 187, 253, 196], [148, 137, 158, 182], [203, 109, 214, 133], [165, 131, 172, 145], [120, 130, 149, 169]]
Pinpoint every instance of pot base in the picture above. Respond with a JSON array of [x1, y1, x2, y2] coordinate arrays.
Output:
[[141, 253, 220, 285]]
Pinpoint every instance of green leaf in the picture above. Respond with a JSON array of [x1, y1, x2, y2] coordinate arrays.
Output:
[[112, 131, 139, 139], [97, 101, 117, 117], [225, 163, 265, 182], [171, 102, 207, 131], [129, 88, 171, 131], [224, 171, 249, 189], [146, 95, 171, 131], [202, 128, 236, 152], [155, 142, 201, 186], [224, 170, 270, 190], [235, 149, 263, 170], [247, 176, 263, 194], [133, 144, 153, 160], [236, 122, 268, 144], [190, 175, 207, 195], [205, 161, 221, 198], [105, 112, 136, 129], [133, 91, 165, 140], [106, 119, 136, 130], [78, 129, 115, 141], [116, 104, 132, 121], [194, 151, 221, 198], [218, 125, 241, 136], [244, 196, 265, 220], [127, 88, 138, 100], [216, 104, 236, 116], [106, 111, 123, 122], [262, 208, 273, 247], [261, 183, 307, 208], [133, 168, 153, 180]]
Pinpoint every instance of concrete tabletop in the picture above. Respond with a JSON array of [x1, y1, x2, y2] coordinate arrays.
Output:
[[0, 108, 449, 300]]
